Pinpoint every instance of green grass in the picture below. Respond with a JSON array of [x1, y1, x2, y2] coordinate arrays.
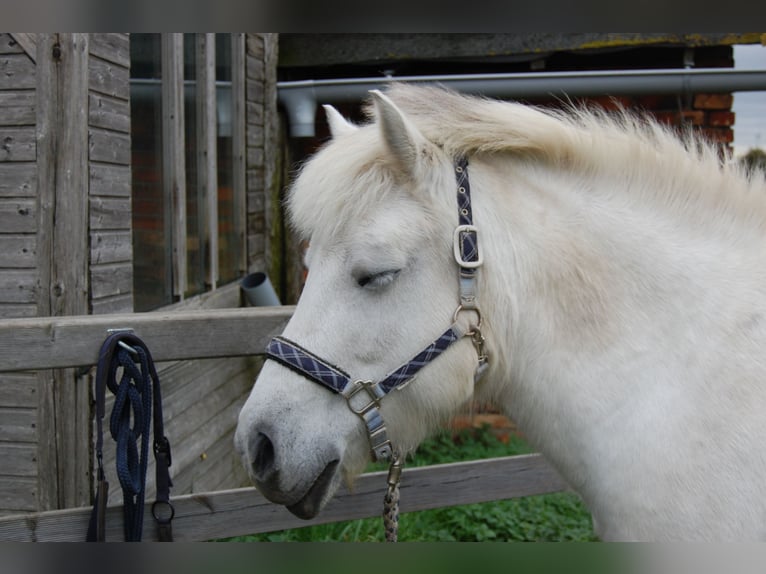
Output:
[[225, 426, 597, 542]]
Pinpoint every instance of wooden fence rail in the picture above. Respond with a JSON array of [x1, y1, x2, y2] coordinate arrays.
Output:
[[0, 306, 293, 371], [0, 307, 568, 541]]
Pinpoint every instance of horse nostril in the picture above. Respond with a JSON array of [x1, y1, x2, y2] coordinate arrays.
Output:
[[250, 431, 276, 481]]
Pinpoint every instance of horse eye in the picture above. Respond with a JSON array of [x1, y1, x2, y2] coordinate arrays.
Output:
[[357, 269, 400, 289]]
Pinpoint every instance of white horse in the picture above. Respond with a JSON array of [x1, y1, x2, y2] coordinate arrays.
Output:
[[235, 84, 766, 541]]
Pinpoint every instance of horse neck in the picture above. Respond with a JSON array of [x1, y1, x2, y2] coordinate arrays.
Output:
[[470, 154, 715, 440]]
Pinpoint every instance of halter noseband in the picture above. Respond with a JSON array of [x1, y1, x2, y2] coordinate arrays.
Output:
[[265, 157, 488, 462]]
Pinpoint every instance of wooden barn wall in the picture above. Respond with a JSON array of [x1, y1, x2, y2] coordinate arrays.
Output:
[[88, 34, 133, 316], [0, 33, 279, 517], [0, 33, 40, 516]]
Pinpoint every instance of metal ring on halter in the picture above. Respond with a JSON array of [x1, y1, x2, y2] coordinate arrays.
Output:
[[453, 304, 482, 334]]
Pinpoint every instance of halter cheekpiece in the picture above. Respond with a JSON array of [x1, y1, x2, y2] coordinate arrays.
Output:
[[265, 157, 488, 462]]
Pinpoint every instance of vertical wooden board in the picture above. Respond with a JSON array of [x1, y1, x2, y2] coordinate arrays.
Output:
[[32, 33, 92, 512], [162, 34, 187, 299], [197, 34, 218, 289], [0, 163, 36, 197], [34, 34, 57, 512], [232, 34, 247, 276]]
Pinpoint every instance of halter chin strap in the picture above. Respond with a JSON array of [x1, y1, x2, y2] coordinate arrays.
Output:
[[264, 157, 487, 462]]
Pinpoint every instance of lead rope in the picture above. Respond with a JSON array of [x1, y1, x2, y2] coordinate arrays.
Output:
[[383, 453, 403, 542]]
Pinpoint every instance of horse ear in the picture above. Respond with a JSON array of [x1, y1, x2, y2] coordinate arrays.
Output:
[[369, 89, 427, 177], [323, 105, 358, 138]]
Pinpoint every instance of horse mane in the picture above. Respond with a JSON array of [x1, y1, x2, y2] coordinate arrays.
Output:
[[366, 84, 766, 230], [291, 85, 766, 244]]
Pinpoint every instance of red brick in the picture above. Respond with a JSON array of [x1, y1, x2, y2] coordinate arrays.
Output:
[[693, 93, 733, 110], [707, 111, 735, 127], [653, 110, 705, 126], [700, 127, 734, 144]]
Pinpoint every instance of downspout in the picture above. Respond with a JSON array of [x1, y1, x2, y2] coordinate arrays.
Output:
[[278, 68, 766, 138]]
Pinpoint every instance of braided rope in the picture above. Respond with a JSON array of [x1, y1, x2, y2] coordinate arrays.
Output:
[[108, 345, 153, 541], [383, 481, 400, 542], [383, 453, 403, 542]]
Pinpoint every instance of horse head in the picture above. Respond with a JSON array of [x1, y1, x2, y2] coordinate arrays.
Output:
[[235, 90, 485, 519]]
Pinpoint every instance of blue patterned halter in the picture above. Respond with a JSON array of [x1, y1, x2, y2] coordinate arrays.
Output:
[[265, 157, 487, 462]]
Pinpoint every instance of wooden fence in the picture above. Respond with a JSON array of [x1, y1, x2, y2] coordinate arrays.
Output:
[[0, 307, 567, 541]]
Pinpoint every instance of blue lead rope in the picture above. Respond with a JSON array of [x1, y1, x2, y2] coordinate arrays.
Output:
[[88, 332, 173, 542]]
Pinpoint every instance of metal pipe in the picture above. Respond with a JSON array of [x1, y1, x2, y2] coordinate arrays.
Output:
[[278, 68, 766, 137]]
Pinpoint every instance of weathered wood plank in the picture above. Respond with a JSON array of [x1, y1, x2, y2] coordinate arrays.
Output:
[[0, 55, 35, 90], [88, 53, 129, 99], [0, 477, 37, 515], [90, 230, 132, 264], [0, 34, 24, 55], [0, 199, 36, 231], [33, 34, 92, 511], [90, 293, 133, 315], [0, 306, 293, 372], [89, 34, 129, 68], [89, 127, 130, 165], [90, 262, 132, 299], [0, 234, 36, 267], [0, 444, 37, 477], [232, 33, 247, 276], [0, 269, 36, 304], [163, 34, 187, 299], [0, 91, 35, 126], [197, 33, 218, 289], [0, 373, 37, 407], [0, 303, 37, 319], [0, 407, 36, 442], [8, 34, 36, 63], [0, 454, 568, 541], [89, 196, 131, 230], [89, 162, 130, 197], [0, 163, 36, 197], [0, 128, 35, 161], [88, 93, 129, 133]]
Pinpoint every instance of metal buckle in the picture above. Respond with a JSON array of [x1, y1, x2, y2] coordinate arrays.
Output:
[[453, 224, 483, 268], [342, 380, 383, 415]]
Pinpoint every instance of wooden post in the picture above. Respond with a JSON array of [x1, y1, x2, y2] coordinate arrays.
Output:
[[162, 34, 186, 301], [197, 33, 218, 290], [34, 33, 91, 511], [231, 33, 247, 277]]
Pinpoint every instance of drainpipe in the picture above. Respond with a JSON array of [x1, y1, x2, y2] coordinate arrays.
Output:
[[278, 68, 766, 138]]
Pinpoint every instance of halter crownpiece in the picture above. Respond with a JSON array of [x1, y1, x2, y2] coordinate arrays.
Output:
[[264, 157, 488, 463]]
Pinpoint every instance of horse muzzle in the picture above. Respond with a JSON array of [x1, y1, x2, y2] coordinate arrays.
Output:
[[235, 425, 342, 519]]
